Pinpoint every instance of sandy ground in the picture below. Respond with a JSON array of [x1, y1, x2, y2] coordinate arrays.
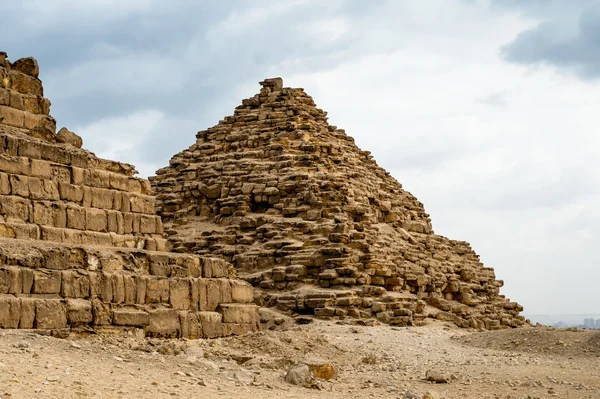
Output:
[[0, 319, 599, 399]]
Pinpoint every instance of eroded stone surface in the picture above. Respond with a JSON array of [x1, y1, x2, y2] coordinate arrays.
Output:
[[0, 52, 258, 338], [152, 78, 525, 330]]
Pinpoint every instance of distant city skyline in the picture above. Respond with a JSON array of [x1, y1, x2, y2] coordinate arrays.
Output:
[[526, 314, 600, 328]]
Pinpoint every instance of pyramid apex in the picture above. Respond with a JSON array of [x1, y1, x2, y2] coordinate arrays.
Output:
[[259, 77, 283, 90]]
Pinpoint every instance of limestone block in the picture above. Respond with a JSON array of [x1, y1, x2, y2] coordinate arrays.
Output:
[[30, 159, 52, 179], [0, 105, 24, 128], [123, 275, 136, 304], [23, 111, 44, 130], [28, 178, 59, 201], [9, 90, 24, 110], [0, 172, 10, 195], [231, 280, 254, 303], [19, 298, 35, 328], [147, 309, 180, 338], [22, 94, 42, 114], [33, 201, 67, 228], [146, 277, 169, 303], [66, 206, 86, 230], [0, 195, 30, 221], [21, 269, 34, 294], [0, 295, 21, 328], [90, 187, 114, 210], [9, 71, 43, 96], [218, 303, 259, 324], [0, 154, 29, 175], [33, 270, 62, 294], [92, 299, 112, 325], [109, 173, 129, 191], [66, 299, 93, 324], [85, 208, 107, 232], [178, 311, 202, 339], [111, 274, 125, 304], [56, 127, 83, 148], [72, 167, 84, 185], [84, 169, 110, 189], [129, 194, 154, 214], [169, 279, 191, 310], [61, 270, 90, 298], [139, 215, 156, 234], [59, 182, 84, 203], [9, 174, 29, 197], [0, 88, 8, 106], [199, 311, 225, 339], [12, 57, 39, 77], [112, 308, 149, 326], [35, 299, 67, 329], [202, 257, 229, 278], [0, 269, 9, 293]]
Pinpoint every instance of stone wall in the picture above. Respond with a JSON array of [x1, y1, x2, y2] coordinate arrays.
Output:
[[0, 53, 56, 140], [0, 238, 258, 338], [152, 78, 526, 330], [0, 52, 259, 338]]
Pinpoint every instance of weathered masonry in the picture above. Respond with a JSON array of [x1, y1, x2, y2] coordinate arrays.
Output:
[[0, 52, 259, 338], [152, 78, 525, 330]]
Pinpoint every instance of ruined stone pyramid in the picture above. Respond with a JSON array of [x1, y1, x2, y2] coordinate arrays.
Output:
[[0, 52, 259, 338], [152, 78, 525, 330]]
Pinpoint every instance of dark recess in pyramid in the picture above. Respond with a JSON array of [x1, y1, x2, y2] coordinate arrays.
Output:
[[151, 78, 525, 330]]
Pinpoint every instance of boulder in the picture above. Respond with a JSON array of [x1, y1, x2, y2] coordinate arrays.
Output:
[[12, 57, 39, 77], [56, 127, 83, 148]]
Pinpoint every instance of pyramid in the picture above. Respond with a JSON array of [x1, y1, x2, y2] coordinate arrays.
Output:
[[0, 52, 259, 338], [152, 78, 525, 330]]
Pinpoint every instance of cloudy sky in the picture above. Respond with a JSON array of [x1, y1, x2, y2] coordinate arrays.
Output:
[[4, 0, 599, 317]]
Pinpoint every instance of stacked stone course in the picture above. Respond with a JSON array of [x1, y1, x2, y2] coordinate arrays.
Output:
[[0, 52, 258, 338], [152, 77, 526, 330]]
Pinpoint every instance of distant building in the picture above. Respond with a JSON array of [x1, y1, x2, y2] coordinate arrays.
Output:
[[584, 318, 595, 329], [596, 319, 600, 329]]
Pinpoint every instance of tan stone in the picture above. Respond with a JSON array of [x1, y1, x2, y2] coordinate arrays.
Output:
[[35, 299, 67, 329]]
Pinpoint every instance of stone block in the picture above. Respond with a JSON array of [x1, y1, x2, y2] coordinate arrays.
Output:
[[33, 270, 62, 294], [146, 277, 169, 303], [112, 308, 149, 326], [0, 295, 21, 328], [59, 182, 84, 203], [92, 299, 112, 325], [199, 311, 225, 338], [66, 205, 86, 230], [147, 309, 180, 338], [30, 159, 52, 179], [19, 298, 36, 328], [9, 174, 29, 197], [90, 187, 114, 210], [0, 154, 29, 175], [61, 270, 90, 298], [33, 201, 67, 228], [35, 299, 67, 329], [0, 172, 10, 195], [0, 105, 24, 128], [66, 298, 92, 324], [169, 278, 190, 310], [85, 208, 107, 232], [231, 280, 254, 303], [84, 169, 110, 189], [28, 178, 59, 201], [217, 303, 259, 324]]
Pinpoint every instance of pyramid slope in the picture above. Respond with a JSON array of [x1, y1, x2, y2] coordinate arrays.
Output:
[[152, 78, 525, 330]]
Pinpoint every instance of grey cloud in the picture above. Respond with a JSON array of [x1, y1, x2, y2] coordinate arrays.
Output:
[[499, 2, 600, 79]]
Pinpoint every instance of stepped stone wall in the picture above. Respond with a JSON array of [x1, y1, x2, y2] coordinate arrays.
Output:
[[0, 52, 258, 338], [152, 78, 526, 330]]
